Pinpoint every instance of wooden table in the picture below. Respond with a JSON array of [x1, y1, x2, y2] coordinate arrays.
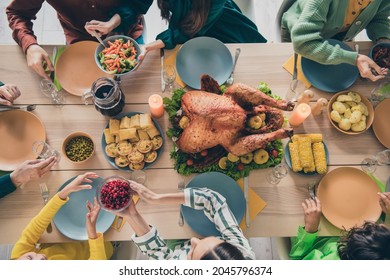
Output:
[[0, 42, 388, 244]]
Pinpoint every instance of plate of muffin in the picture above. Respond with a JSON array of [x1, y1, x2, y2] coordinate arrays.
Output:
[[101, 112, 164, 171]]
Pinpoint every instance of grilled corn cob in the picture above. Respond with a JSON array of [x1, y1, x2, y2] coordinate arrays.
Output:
[[297, 136, 315, 169], [313, 142, 327, 174], [288, 142, 302, 172], [292, 134, 323, 143]]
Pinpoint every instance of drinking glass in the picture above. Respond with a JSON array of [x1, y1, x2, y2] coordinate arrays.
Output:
[[361, 149, 390, 174], [32, 141, 61, 162], [286, 79, 305, 102], [131, 170, 147, 185], [266, 163, 289, 185], [40, 79, 66, 107], [361, 156, 377, 174], [163, 65, 176, 94], [375, 149, 390, 165]]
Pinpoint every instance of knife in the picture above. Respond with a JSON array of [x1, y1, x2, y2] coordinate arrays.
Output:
[[160, 48, 166, 93], [244, 177, 250, 228]]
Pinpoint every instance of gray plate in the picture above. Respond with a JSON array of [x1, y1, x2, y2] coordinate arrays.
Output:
[[176, 37, 233, 89]]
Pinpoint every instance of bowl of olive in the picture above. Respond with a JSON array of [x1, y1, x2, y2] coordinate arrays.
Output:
[[62, 132, 95, 164]]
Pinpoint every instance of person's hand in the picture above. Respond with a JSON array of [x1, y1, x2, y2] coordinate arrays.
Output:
[[85, 14, 121, 36], [58, 172, 99, 200], [378, 192, 390, 215], [26, 44, 53, 79], [130, 181, 161, 204], [302, 197, 321, 233], [0, 84, 21, 106], [9, 157, 56, 187], [138, 40, 165, 62], [356, 54, 387, 82], [114, 198, 138, 219], [86, 197, 100, 239]]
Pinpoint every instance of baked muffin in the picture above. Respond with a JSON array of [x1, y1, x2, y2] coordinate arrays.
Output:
[[128, 150, 145, 164], [116, 141, 132, 156], [144, 150, 157, 163], [115, 156, 130, 168], [129, 161, 145, 170], [105, 143, 118, 158], [136, 139, 153, 153], [152, 136, 163, 150]]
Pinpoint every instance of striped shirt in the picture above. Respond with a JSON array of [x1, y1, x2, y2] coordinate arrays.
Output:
[[131, 188, 255, 260]]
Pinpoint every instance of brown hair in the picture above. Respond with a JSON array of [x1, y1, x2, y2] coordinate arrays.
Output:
[[157, 0, 211, 38], [201, 242, 244, 260]]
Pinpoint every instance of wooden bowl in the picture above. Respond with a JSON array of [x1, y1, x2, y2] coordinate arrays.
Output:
[[327, 91, 374, 135], [62, 132, 95, 164]]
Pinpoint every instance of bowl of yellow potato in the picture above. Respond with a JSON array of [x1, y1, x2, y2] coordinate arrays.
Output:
[[327, 91, 374, 135]]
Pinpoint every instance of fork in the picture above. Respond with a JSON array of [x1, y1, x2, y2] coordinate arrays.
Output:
[[0, 104, 36, 112], [39, 183, 52, 233], [178, 180, 185, 226]]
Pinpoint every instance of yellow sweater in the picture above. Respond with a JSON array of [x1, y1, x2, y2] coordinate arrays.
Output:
[[11, 194, 113, 260]]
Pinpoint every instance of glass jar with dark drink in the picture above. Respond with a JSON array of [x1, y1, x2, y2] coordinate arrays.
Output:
[[82, 77, 125, 116]]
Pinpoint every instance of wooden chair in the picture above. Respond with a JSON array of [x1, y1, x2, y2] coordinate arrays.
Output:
[[110, 241, 139, 260], [274, 237, 291, 260]]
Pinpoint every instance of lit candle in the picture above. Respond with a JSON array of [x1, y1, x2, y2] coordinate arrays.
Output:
[[296, 89, 314, 105], [148, 94, 164, 119], [311, 98, 328, 116], [289, 103, 311, 127]]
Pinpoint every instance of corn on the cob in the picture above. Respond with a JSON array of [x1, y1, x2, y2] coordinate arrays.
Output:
[[288, 142, 302, 172], [313, 142, 327, 174], [292, 134, 323, 143], [297, 136, 315, 169], [303, 163, 315, 173]]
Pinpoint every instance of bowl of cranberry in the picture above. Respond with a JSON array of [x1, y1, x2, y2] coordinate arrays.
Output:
[[96, 175, 134, 212]]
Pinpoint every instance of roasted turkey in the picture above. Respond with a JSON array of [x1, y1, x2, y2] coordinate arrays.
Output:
[[176, 75, 294, 156]]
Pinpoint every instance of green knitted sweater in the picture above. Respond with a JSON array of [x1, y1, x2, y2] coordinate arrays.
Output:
[[282, 0, 390, 65]]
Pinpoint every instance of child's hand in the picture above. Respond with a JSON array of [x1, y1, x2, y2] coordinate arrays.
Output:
[[86, 197, 101, 239], [58, 172, 99, 199], [378, 192, 390, 215], [302, 197, 321, 233]]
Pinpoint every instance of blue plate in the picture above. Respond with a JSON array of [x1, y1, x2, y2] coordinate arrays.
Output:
[[101, 112, 164, 171], [53, 176, 115, 241], [176, 37, 233, 89], [284, 140, 329, 176], [181, 172, 245, 237], [301, 39, 359, 93]]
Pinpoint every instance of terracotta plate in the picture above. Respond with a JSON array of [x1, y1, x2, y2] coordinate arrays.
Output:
[[372, 98, 390, 148], [56, 41, 112, 96], [317, 167, 382, 230], [0, 110, 46, 171]]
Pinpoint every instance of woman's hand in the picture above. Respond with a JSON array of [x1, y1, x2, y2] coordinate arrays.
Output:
[[85, 14, 121, 36], [138, 40, 165, 62], [26, 44, 53, 79], [10, 157, 56, 187], [58, 172, 99, 200], [378, 192, 390, 215], [356, 54, 387, 82], [130, 181, 161, 204], [0, 84, 21, 106], [302, 197, 321, 233], [86, 197, 101, 239]]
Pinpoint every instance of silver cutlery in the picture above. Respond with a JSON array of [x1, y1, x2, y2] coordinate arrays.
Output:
[[90, 29, 106, 48], [0, 104, 36, 112], [160, 49, 166, 93], [244, 177, 250, 228], [39, 183, 52, 233], [178, 179, 185, 226], [225, 47, 241, 86], [308, 181, 320, 201]]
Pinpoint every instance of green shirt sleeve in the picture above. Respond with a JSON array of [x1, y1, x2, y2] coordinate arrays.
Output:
[[0, 174, 16, 199], [365, 1, 390, 42]]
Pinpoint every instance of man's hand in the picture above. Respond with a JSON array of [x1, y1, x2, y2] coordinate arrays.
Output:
[[302, 197, 321, 233], [26, 44, 53, 79], [356, 54, 387, 82], [10, 157, 56, 187], [0, 84, 21, 106], [85, 14, 121, 36]]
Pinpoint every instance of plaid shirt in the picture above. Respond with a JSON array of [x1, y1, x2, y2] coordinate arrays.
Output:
[[132, 188, 255, 260]]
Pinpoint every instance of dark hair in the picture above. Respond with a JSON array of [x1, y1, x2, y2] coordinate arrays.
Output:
[[201, 242, 244, 260], [338, 222, 390, 260], [157, 0, 211, 38]]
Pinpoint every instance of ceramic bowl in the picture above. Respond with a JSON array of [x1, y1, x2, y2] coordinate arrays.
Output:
[[62, 131, 95, 164]]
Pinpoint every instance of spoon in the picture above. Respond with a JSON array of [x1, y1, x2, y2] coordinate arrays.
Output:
[[225, 48, 241, 86], [90, 29, 107, 48]]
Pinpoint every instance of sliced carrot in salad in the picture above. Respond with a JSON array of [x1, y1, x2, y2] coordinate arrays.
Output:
[[98, 38, 138, 74]]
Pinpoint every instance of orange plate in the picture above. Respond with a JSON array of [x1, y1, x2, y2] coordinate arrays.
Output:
[[55, 41, 112, 96], [317, 167, 381, 230], [372, 98, 390, 148], [0, 111, 46, 171]]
